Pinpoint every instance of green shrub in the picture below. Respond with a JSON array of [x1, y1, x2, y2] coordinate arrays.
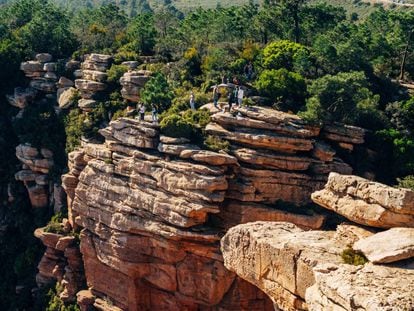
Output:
[[255, 68, 307, 112], [397, 175, 414, 190], [113, 50, 140, 64], [204, 135, 230, 152], [300, 71, 380, 125], [182, 109, 211, 128], [262, 40, 310, 71], [44, 222, 65, 235], [44, 212, 65, 235], [44, 283, 80, 311], [160, 114, 193, 139], [107, 64, 128, 84], [341, 247, 368, 265], [141, 72, 174, 113]]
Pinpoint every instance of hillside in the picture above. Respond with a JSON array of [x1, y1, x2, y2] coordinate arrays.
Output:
[[1, 0, 410, 17]]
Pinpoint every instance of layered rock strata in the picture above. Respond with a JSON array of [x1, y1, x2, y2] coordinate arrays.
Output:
[[59, 107, 371, 310], [35, 226, 85, 303], [14, 144, 53, 208], [74, 54, 112, 111], [64, 118, 274, 310], [120, 70, 152, 102], [311, 172, 414, 228], [20, 53, 57, 93], [221, 221, 414, 311], [206, 107, 356, 209]]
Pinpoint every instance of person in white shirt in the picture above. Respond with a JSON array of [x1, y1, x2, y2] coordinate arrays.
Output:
[[190, 92, 196, 110], [237, 88, 244, 107], [139, 103, 146, 121]]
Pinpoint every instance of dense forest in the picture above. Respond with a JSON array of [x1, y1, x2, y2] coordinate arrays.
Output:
[[0, 0, 413, 309]]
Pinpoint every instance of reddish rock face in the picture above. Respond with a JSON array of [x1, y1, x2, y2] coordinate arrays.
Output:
[[58, 107, 367, 309]]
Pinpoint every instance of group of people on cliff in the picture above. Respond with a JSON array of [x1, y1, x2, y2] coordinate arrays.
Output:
[[133, 67, 252, 123]]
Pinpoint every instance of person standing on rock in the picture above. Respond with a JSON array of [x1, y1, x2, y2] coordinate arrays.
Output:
[[212, 84, 219, 108], [151, 105, 158, 123], [139, 103, 146, 121], [190, 91, 196, 111], [228, 88, 234, 112], [237, 87, 244, 107]]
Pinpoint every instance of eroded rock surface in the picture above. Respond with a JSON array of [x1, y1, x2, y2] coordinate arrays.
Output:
[[59, 106, 372, 309], [34, 227, 85, 303], [353, 227, 414, 263], [312, 172, 414, 228], [221, 221, 350, 310], [120, 70, 152, 102], [221, 221, 414, 311], [306, 263, 414, 311]]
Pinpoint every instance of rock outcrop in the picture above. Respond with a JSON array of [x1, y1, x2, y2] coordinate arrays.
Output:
[[14, 144, 54, 208], [221, 222, 348, 310], [63, 118, 274, 310], [120, 70, 152, 102], [221, 221, 414, 311], [34, 227, 85, 303], [74, 54, 112, 109], [306, 263, 414, 311], [58, 102, 373, 309], [311, 172, 414, 228], [353, 227, 414, 263], [222, 170, 414, 311], [207, 107, 357, 207], [20, 53, 58, 93]]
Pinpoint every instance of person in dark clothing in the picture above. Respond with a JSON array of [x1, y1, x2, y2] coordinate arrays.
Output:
[[228, 89, 234, 111]]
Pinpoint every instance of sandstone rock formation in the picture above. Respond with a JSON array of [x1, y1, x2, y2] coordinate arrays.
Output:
[[207, 107, 356, 206], [57, 102, 374, 309], [306, 262, 414, 311], [221, 221, 347, 310], [311, 172, 414, 228], [14, 144, 54, 208], [120, 70, 152, 102], [34, 227, 85, 303], [221, 221, 414, 311], [353, 227, 414, 263], [74, 54, 112, 107], [20, 53, 58, 93]]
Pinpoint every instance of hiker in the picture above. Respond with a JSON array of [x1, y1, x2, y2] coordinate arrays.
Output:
[[212, 84, 219, 108], [190, 91, 196, 110], [228, 88, 234, 111], [237, 87, 244, 107], [139, 103, 146, 121], [233, 87, 239, 106], [151, 105, 158, 123], [244, 61, 253, 80]]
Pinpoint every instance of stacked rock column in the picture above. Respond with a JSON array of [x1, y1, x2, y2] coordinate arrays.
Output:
[[74, 54, 111, 113]]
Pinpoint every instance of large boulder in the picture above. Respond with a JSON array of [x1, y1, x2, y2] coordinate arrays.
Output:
[[306, 262, 414, 311], [57, 87, 77, 109], [312, 172, 414, 228], [220, 221, 349, 310], [353, 227, 414, 263]]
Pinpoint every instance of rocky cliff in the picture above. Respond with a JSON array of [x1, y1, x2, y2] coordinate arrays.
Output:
[[13, 53, 408, 311], [57, 102, 369, 310], [221, 173, 414, 311]]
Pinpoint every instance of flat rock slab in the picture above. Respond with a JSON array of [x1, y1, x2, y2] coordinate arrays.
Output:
[[306, 263, 414, 311], [221, 221, 348, 311], [312, 172, 414, 228], [353, 227, 414, 263]]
